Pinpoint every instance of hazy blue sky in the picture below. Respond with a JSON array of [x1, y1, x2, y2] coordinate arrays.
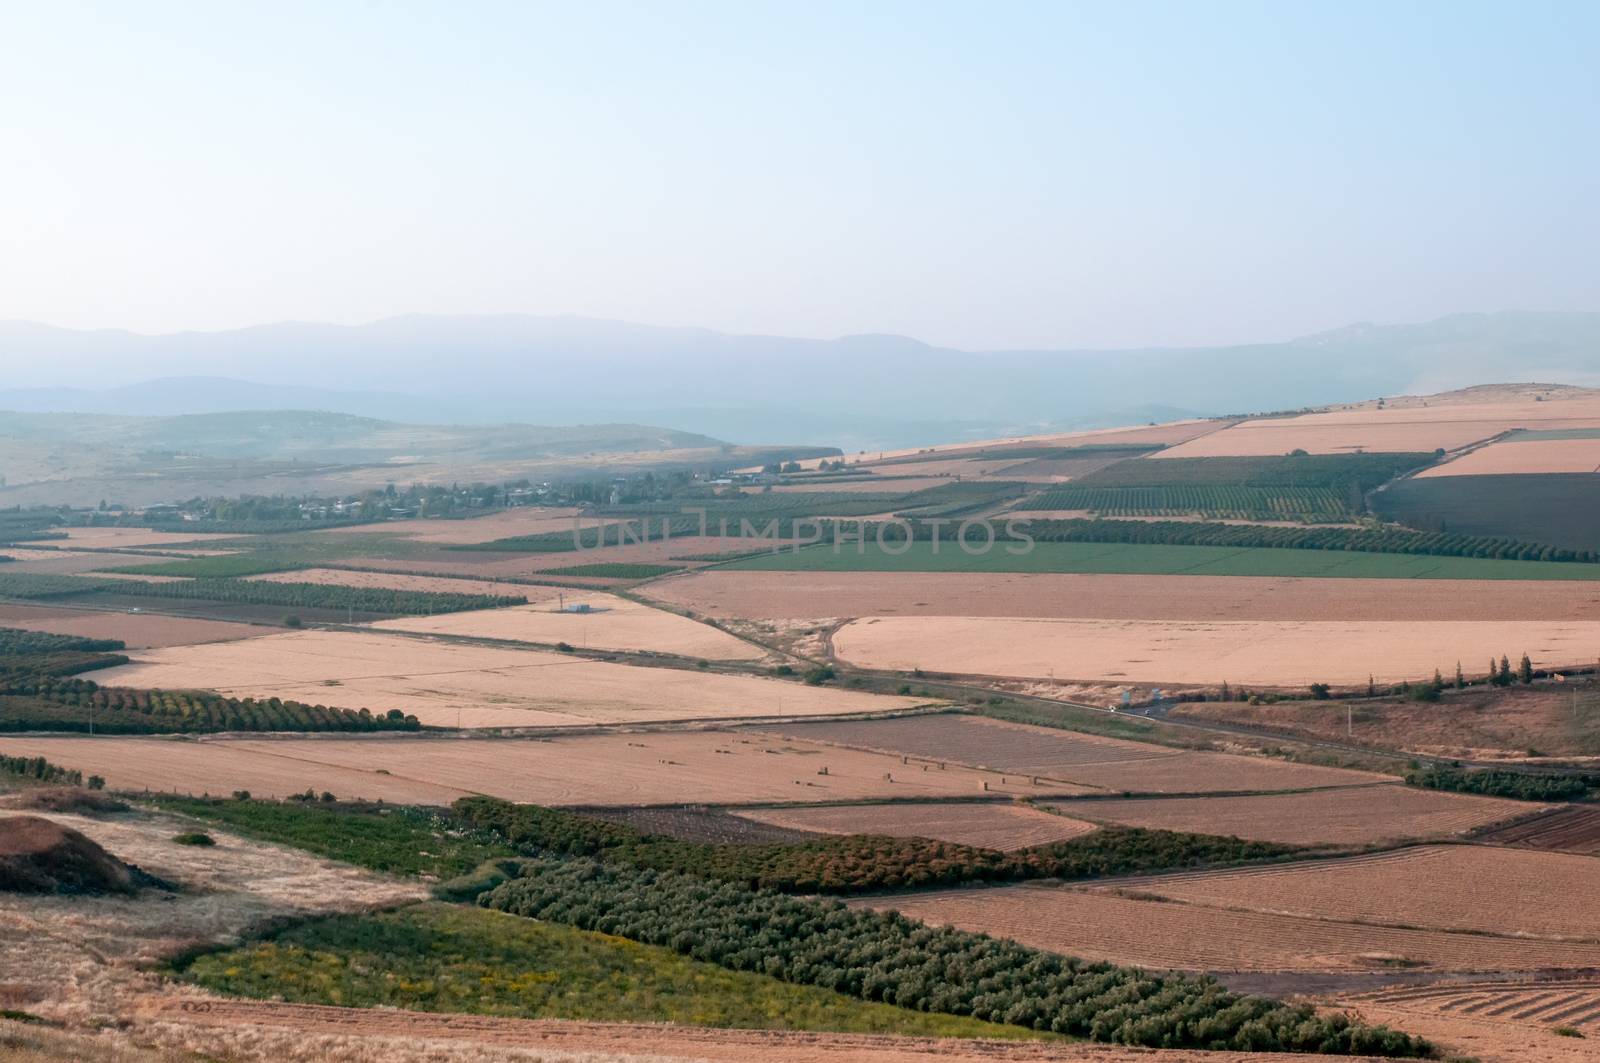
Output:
[[4, 1, 1596, 349]]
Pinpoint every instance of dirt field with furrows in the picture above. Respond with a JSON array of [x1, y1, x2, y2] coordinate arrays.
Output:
[[1475, 805, 1600, 855], [1051, 785, 1537, 846], [642, 570, 1600, 622], [0, 732, 1095, 805], [0, 603, 265, 648], [1171, 687, 1600, 760], [735, 802, 1099, 850], [131, 997, 1364, 1063], [752, 714, 1387, 794], [92, 629, 918, 728], [854, 886, 1600, 973], [1346, 981, 1600, 1063], [371, 594, 766, 660], [1418, 438, 1600, 477], [831, 615, 1600, 686], [246, 567, 565, 600], [1107, 845, 1600, 941]]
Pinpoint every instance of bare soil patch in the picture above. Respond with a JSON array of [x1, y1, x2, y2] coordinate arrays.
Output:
[[643, 570, 1600, 622], [0, 816, 136, 895], [856, 885, 1600, 973], [1107, 845, 1600, 941], [754, 714, 1385, 794], [1474, 805, 1600, 855], [93, 629, 923, 728], [0, 603, 264, 649], [371, 594, 765, 660], [832, 615, 1600, 687], [736, 802, 1098, 851], [0, 733, 1094, 806], [1054, 785, 1535, 846]]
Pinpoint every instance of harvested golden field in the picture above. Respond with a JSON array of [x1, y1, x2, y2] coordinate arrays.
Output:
[[771, 420, 1222, 472], [0, 732, 1093, 805], [0, 603, 264, 648], [341, 536, 755, 581], [1417, 437, 1600, 477], [642, 570, 1600, 622], [1111, 845, 1600, 940], [1156, 397, 1600, 459], [735, 802, 1098, 850], [4, 550, 179, 575], [1346, 980, 1600, 1063], [855, 885, 1600, 972], [832, 615, 1600, 686], [1171, 687, 1600, 760], [246, 566, 563, 600], [1055, 784, 1536, 846], [92, 630, 925, 728], [756, 714, 1387, 794], [371, 594, 765, 660], [55, 527, 237, 550]]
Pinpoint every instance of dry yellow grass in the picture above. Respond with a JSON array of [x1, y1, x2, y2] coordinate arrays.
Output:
[[371, 595, 765, 660], [1056, 784, 1537, 846], [735, 802, 1098, 850], [93, 630, 924, 728], [0, 733, 1095, 805], [246, 567, 563, 600], [1417, 438, 1600, 476], [831, 615, 1600, 686]]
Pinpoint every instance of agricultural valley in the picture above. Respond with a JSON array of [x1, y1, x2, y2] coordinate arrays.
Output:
[[6, 382, 1600, 1063]]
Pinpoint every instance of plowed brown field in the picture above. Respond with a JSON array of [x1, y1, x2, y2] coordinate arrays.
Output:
[[93, 630, 920, 728], [1109, 845, 1600, 940], [831, 615, 1600, 686], [754, 714, 1386, 794], [0, 603, 264, 648], [1347, 982, 1600, 1063], [0, 732, 1095, 805], [642, 570, 1600, 622], [1054, 785, 1535, 846], [736, 802, 1098, 850], [854, 886, 1600, 973], [1474, 805, 1600, 855]]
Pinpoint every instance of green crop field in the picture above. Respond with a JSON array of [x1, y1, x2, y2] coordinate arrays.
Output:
[[722, 540, 1600, 579], [176, 903, 1041, 1039]]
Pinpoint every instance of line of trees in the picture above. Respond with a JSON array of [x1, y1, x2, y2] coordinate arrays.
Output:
[[454, 797, 1294, 895], [480, 857, 1430, 1055], [1019, 485, 1351, 519], [90, 577, 526, 615], [1405, 767, 1596, 802]]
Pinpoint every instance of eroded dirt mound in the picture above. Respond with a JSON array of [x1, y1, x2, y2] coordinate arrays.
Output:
[[0, 815, 136, 895]]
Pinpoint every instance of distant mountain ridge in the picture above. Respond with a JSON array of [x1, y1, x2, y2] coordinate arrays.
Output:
[[3, 310, 1597, 447]]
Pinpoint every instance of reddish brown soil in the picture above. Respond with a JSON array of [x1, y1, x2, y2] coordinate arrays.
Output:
[[1475, 805, 1600, 855], [0, 603, 264, 649]]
